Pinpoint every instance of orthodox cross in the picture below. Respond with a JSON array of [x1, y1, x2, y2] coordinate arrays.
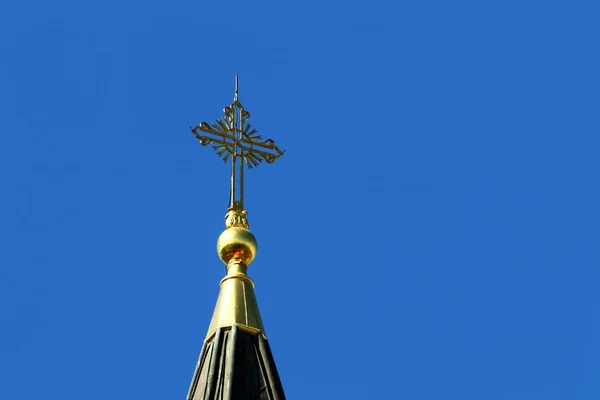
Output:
[[190, 77, 285, 228]]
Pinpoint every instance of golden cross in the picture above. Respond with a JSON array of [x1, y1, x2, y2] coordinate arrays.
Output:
[[190, 77, 285, 226]]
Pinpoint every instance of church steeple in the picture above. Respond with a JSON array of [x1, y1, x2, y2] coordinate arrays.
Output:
[[185, 78, 286, 400]]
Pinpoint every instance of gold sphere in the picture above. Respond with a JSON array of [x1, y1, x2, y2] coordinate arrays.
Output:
[[216, 227, 258, 265]]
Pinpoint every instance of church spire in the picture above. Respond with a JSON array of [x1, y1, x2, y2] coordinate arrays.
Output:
[[186, 77, 286, 400]]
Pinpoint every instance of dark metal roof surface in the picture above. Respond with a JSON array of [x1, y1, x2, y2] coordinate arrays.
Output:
[[186, 326, 285, 400]]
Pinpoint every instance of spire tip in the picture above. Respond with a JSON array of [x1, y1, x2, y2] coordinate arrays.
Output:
[[234, 76, 239, 101]]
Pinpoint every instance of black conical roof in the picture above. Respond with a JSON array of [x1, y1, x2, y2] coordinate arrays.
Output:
[[186, 326, 285, 400]]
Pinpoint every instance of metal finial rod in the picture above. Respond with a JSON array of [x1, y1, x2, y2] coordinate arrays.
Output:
[[230, 76, 238, 211], [236, 77, 244, 210], [190, 76, 285, 228], [234, 76, 239, 101]]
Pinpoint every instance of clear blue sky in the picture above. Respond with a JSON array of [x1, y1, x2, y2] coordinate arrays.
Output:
[[1, 0, 599, 399]]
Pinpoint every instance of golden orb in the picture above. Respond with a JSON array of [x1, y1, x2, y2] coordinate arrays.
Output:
[[216, 227, 258, 265]]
